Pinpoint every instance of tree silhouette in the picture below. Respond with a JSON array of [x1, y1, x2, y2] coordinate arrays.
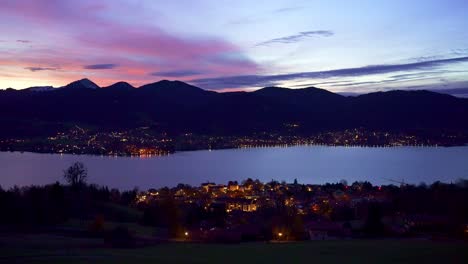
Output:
[[63, 162, 88, 187]]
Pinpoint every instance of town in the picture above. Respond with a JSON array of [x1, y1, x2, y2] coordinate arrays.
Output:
[[133, 178, 468, 242], [1, 126, 466, 156]]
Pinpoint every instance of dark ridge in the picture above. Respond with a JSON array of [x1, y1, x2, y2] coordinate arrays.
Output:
[[103, 81, 135, 91], [62, 78, 100, 90], [138, 80, 207, 93], [0, 79, 467, 137]]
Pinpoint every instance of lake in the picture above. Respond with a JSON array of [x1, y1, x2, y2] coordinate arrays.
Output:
[[1, 146, 467, 190]]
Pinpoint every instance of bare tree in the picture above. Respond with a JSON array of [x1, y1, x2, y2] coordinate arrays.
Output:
[[63, 162, 88, 187]]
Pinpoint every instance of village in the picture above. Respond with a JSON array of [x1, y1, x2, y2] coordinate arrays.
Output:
[[135, 179, 468, 242]]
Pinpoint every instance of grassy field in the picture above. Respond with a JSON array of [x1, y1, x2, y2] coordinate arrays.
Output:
[[0, 234, 467, 264]]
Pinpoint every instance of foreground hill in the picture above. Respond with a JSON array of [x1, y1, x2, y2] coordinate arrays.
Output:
[[0, 79, 467, 137]]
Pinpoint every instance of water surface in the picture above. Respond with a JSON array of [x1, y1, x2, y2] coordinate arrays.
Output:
[[1, 146, 467, 190]]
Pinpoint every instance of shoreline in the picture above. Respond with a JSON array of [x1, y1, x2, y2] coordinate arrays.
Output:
[[2, 142, 467, 158]]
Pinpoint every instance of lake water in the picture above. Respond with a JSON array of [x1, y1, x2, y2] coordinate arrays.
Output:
[[1, 146, 467, 190]]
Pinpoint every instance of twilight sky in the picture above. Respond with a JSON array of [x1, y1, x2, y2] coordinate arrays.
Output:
[[1, 0, 468, 95]]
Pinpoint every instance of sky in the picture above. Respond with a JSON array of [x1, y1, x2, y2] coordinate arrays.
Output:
[[1, 0, 468, 95]]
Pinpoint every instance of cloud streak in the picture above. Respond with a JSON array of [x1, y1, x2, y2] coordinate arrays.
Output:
[[83, 64, 117, 70], [274, 7, 303, 13], [151, 70, 202, 77], [256, 30, 333, 46], [191, 56, 468, 90], [24, 66, 59, 72]]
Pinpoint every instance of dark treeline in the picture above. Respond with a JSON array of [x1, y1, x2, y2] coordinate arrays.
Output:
[[0, 182, 138, 228]]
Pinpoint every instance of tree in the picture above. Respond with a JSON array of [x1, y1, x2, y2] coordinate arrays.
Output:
[[340, 179, 348, 186], [63, 162, 88, 187]]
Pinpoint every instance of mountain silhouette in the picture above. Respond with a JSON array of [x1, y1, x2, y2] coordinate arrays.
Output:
[[0, 79, 467, 137], [61, 78, 100, 90], [103, 81, 135, 91]]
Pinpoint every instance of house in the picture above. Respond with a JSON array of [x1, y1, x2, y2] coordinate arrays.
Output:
[[201, 182, 216, 192], [227, 181, 239, 191], [211, 184, 227, 194], [212, 197, 258, 212], [227, 198, 258, 212]]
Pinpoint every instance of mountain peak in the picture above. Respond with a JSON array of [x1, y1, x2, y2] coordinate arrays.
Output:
[[62, 78, 100, 90], [255, 86, 342, 97], [78, 78, 100, 89], [138, 80, 205, 93], [103, 81, 135, 91]]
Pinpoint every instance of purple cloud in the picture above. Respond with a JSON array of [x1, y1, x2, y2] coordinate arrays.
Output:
[[25, 66, 59, 72], [16, 39, 32, 43], [0, 0, 259, 87], [151, 70, 203, 77], [83, 64, 117, 70], [290, 80, 354, 88], [191, 56, 468, 90]]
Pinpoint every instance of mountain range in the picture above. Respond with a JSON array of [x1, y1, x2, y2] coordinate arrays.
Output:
[[1, 79, 467, 137]]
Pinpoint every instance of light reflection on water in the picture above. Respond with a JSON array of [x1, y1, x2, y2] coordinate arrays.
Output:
[[1, 146, 467, 190]]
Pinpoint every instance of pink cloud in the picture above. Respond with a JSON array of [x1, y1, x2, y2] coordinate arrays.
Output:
[[0, 0, 259, 89]]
